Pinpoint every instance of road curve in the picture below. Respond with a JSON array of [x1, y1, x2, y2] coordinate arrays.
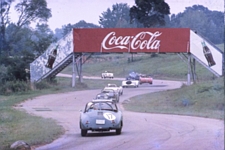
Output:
[[17, 77, 224, 150]]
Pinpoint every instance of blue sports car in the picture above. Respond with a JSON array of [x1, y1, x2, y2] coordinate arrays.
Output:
[[79, 99, 123, 136]]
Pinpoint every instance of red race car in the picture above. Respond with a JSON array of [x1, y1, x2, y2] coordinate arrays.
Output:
[[139, 75, 153, 85]]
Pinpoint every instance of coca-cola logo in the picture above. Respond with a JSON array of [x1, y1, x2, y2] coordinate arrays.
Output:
[[101, 31, 162, 51]]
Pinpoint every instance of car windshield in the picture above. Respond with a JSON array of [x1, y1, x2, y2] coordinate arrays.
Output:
[[96, 93, 110, 99], [102, 90, 114, 94], [85, 102, 117, 112], [108, 84, 116, 87]]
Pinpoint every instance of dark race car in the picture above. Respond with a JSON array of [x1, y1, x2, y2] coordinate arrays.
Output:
[[95, 93, 111, 100], [127, 71, 140, 80], [101, 89, 120, 103]]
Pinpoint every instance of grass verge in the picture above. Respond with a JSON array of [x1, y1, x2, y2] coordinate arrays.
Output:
[[123, 77, 224, 120], [0, 78, 122, 150]]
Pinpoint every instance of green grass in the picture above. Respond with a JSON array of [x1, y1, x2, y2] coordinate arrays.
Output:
[[0, 92, 64, 150], [62, 53, 217, 80], [123, 77, 224, 120], [0, 78, 123, 150], [0, 108, 63, 150]]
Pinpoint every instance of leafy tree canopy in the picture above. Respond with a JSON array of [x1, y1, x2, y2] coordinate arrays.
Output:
[[99, 3, 136, 28], [0, 0, 54, 83], [130, 0, 170, 27], [170, 5, 224, 44], [57, 20, 100, 39], [15, 0, 52, 27]]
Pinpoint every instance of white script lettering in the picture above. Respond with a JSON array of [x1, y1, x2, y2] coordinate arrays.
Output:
[[101, 31, 162, 51]]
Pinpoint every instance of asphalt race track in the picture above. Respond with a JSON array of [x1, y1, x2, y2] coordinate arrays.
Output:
[[18, 79, 224, 150]]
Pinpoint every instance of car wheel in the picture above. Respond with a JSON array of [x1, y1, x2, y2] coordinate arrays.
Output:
[[116, 128, 122, 135], [81, 129, 87, 136]]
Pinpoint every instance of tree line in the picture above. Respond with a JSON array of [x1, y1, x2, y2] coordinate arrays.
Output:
[[0, 0, 223, 94]]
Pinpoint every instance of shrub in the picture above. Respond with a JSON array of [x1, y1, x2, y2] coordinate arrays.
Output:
[[0, 80, 31, 95], [34, 81, 52, 90]]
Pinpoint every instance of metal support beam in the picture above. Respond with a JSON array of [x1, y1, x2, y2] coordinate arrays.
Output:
[[192, 58, 197, 83], [187, 53, 191, 85], [72, 53, 76, 87], [79, 55, 83, 83]]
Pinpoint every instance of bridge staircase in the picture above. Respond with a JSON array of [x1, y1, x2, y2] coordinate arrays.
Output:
[[36, 53, 75, 82]]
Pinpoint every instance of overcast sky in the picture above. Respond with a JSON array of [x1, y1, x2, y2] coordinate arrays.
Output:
[[11, 0, 224, 31]]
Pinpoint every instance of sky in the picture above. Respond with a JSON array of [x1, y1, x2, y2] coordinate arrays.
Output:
[[11, 0, 224, 31]]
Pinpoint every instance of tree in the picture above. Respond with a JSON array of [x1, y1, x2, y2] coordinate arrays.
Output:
[[99, 3, 136, 28], [31, 23, 56, 55], [0, 0, 51, 56], [0, 23, 55, 82], [170, 5, 224, 44], [60, 20, 100, 38], [130, 0, 170, 27], [15, 0, 51, 28], [0, 0, 55, 86], [0, 0, 15, 54]]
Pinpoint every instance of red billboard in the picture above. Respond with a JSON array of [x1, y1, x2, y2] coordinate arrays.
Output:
[[73, 28, 190, 53]]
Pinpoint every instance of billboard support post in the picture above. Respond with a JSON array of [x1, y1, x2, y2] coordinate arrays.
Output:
[[79, 54, 83, 83], [72, 52, 76, 87], [192, 58, 197, 84], [187, 53, 191, 85]]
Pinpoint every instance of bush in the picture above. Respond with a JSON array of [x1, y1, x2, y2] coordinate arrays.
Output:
[[34, 81, 52, 90], [0, 80, 31, 95], [34, 78, 58, 90], [0, 65, 8, 85]]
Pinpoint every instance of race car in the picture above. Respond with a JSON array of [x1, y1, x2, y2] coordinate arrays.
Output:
[[139, 75, 153, 84], [128, 71, 140, 80], [101, 89, 120, 103], [101, 71, 114, 79], [95, 93, 111, 100], [79, 99, 123, 136], [122, 79, 139, 88], [104, 83, 123, 96]]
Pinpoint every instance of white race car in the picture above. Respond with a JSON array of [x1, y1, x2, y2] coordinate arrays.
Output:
[[104, 84, 123, 95], [122, 80, 139, 88], [101, 71, 114, 79]]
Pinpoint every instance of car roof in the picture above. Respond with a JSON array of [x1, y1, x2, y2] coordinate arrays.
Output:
[[102, 88, 115, 92], [92, 99, 114, 103], [108, 83, 116, 86]]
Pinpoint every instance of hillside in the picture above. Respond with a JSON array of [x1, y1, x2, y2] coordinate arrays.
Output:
[[62, 53, 218, 81]]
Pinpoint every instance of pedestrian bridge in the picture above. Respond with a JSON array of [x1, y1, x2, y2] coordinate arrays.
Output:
[[30, 28, 223, 84]]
